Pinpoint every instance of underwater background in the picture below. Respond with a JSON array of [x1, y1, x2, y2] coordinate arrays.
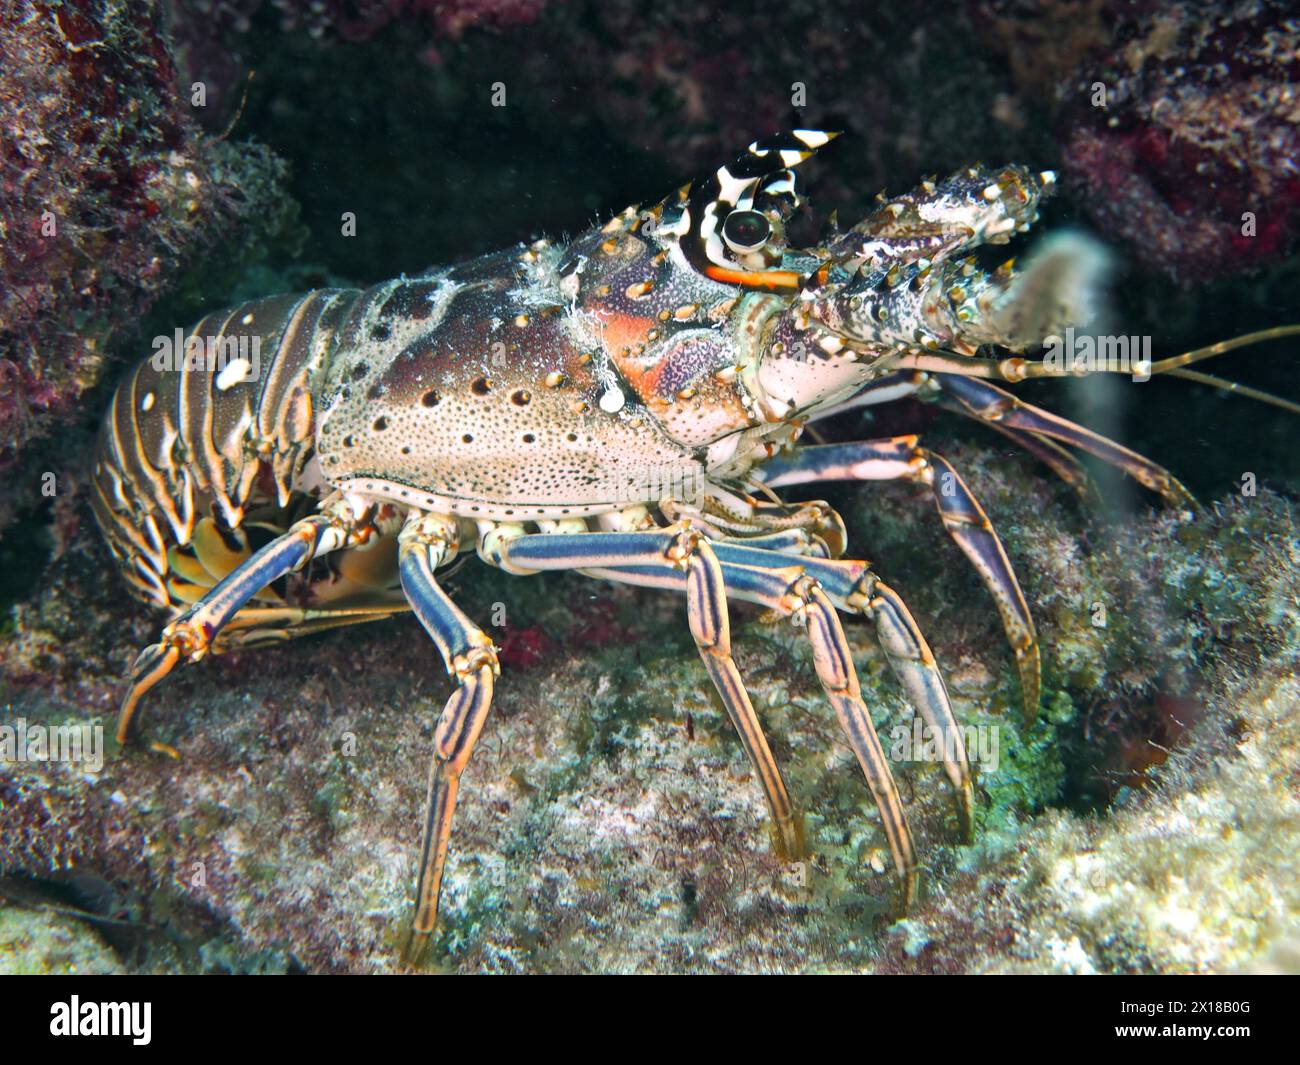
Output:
[[1, 0, 1298, 973]]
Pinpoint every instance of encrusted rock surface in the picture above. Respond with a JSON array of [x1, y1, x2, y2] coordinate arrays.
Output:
[[0, 1, 296, 530], [0, 898, 126, 974]]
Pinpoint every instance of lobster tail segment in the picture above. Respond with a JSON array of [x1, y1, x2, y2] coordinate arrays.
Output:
[[91, 288, 360, 607]]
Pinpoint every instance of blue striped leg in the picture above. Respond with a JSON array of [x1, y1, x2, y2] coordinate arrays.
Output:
[[719, 527, 830, 557], [759, 436, 1041, 725], [117, 499, 381, 742], [804, 370, 926, 423], [931, 392, 1100, 503], [585, 555, 930, 905], [498, 526, 801, 859], [723, 563, 921, 902], [397, 513, 500, 957], [594, 550, 973, 862], [499, 530, 959, 906], [714, 547, 972, 842], [809, 369, 1098, 500], [934, 373, 1194, 508]]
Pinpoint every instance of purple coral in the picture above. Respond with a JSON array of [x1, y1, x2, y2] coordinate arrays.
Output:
[[0, 0, 290, 531], [1058, 0, 1300, 283]]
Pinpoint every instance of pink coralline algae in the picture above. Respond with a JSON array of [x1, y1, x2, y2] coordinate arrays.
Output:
[[1059, 0, 1300, 283], [0, 1, 291, 529]]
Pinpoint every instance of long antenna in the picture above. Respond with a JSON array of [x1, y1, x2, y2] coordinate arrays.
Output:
[[1163, 367, 1300, 417], [1146, 324, 1300, 375], [886, 324, 1300, 414], [215, 70, 256, 143]]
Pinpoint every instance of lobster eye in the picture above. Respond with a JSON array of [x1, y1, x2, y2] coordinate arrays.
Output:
[[722, 209, 771, 254]]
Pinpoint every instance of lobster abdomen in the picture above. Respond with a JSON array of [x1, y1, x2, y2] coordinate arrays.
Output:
[[92, 288, 358, 607]]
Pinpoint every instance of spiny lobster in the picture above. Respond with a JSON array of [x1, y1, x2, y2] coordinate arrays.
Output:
[[93, 130, 1297, 958]]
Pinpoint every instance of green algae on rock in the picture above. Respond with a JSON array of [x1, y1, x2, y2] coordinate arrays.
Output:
[[0, 901, 124, 975]]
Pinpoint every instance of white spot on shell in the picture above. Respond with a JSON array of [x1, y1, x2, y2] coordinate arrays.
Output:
[[216, 358, 253, 391], [140, 391, 156, 412], [599, 385, 625, 413]]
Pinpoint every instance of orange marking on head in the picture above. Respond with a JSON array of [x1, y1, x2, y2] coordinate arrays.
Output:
[[592, 309, 662, 354], [703, 266, 802, 292]]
